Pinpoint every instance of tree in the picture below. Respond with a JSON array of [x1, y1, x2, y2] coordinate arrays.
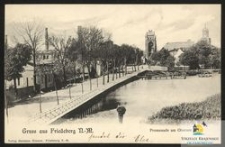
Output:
[[179, 40, 221, 69], [66, 38, 80, 83], [165, 56, 175, 70], [77, 26, 104, 90], [99, 39, 113, 84], [120, 44, 131, 75], [12, 19, 44, 92], [151, 48, 175, 69], [135, 48, 144, 70], [5, 43, 32, 99], [179, 50, 199, 69], [49, 35, 72, 86]]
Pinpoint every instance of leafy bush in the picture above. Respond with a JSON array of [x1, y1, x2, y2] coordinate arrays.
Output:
[[186, 70, 200, 76], [148, 94, 221, 123]]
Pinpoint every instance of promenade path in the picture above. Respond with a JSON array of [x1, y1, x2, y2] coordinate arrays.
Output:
[[5, 65, 149, 125]]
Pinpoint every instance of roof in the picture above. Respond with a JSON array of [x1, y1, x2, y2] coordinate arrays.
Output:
[[164, 40, 194, 51], [38, 44, 55, 52]]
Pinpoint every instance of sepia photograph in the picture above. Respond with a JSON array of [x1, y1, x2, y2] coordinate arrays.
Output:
[[4, 4, 221, 144]]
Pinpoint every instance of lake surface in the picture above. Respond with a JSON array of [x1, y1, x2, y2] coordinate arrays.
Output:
[[55, 74, 221, 125]]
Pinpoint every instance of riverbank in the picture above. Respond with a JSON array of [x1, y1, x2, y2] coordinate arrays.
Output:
[[148, 94, 221, 124]]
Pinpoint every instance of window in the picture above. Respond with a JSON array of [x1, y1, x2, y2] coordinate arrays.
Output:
[[43, 55, 45, 60], [46, 55, 49, 59]]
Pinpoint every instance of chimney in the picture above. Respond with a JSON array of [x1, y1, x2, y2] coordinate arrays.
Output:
[[45, 28, 49, 50]]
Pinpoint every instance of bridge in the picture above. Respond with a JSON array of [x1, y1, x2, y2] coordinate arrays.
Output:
[[27, 65, 152, 125]]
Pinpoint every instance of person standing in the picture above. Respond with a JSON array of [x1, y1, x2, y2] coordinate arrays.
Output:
[[116, 104, 126, 123]]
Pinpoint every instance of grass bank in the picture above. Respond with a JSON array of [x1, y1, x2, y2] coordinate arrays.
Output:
[[148, 94, 221, 124]]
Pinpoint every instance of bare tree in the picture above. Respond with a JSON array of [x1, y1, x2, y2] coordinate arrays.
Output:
[[48, 35, 72, 86], [77, 26, 89, 93], [12, 19, 44, 93], [77, 26, 104, 91]]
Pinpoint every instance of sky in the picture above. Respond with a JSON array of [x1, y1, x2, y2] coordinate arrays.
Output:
[[5, 4, 221, 50]]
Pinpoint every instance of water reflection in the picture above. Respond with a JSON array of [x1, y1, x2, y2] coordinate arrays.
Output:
[[62, 88, 126, 120]]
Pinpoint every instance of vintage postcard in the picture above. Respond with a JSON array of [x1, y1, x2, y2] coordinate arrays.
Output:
[[4, 4, 221, 144]]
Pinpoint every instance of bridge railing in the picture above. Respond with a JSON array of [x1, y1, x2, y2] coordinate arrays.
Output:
[[26, 68, 148, 125]]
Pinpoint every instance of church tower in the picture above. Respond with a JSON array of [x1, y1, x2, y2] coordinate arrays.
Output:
[[145, 30, 157, 60], [201, 24, 211, 44]]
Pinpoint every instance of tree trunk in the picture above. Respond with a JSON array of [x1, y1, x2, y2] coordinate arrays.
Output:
[[122, 65, 125, 76], [124, 57, 127, 75], [138, 62, 139, 71], [87, 65, 92, 91], [116, 66, 118, 79], [73, 63, 76, 84], [107, 61, 109, 83], [81, 64, 85, 93], [53, 73, 59, 105], [134, 64, 136, 72], [102, 71, 105, 85], [96, 61, 98, 87], [69, 84, 71, 99], [112, 59, 115, 81], [13, 78, 18, 99], [32, 51, 37, 93], [102, 66, 105, 85], [63, 66, 67, 87], [119, 65, 121, 78], [97, 75, 98, 87]]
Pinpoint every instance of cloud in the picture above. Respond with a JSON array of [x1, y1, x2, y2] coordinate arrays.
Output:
[[5, 4, 221, 50]]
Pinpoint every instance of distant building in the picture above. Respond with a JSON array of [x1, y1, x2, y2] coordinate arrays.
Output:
[[200, 24, 211, 45], [163, 39, 194, 63], [145, 30, 157, 60], [35, 28, 55, 91], [163, 40, 194, 55], [5, 64, 34, 90], [5, 28, 55, 91]]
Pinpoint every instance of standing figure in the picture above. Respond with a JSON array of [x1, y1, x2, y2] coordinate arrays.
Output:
[[117, 105, 126, 123]]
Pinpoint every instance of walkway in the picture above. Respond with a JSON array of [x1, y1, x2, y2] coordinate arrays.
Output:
[[6, 65, 149, 125]]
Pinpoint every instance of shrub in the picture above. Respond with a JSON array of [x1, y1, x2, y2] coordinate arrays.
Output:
[[148, 94, 221, 123]]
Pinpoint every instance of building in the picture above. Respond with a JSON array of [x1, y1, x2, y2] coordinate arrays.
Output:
[[33, 28, 56, 91], [200, 24, 211, 45], [5, 28, 55, 92], [5, 64, 34, 90], [145, 30, 157, 60], [163, 39, 194, 63]]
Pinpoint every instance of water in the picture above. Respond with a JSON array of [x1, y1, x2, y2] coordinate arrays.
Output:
[[55, 74, 221, 125]]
